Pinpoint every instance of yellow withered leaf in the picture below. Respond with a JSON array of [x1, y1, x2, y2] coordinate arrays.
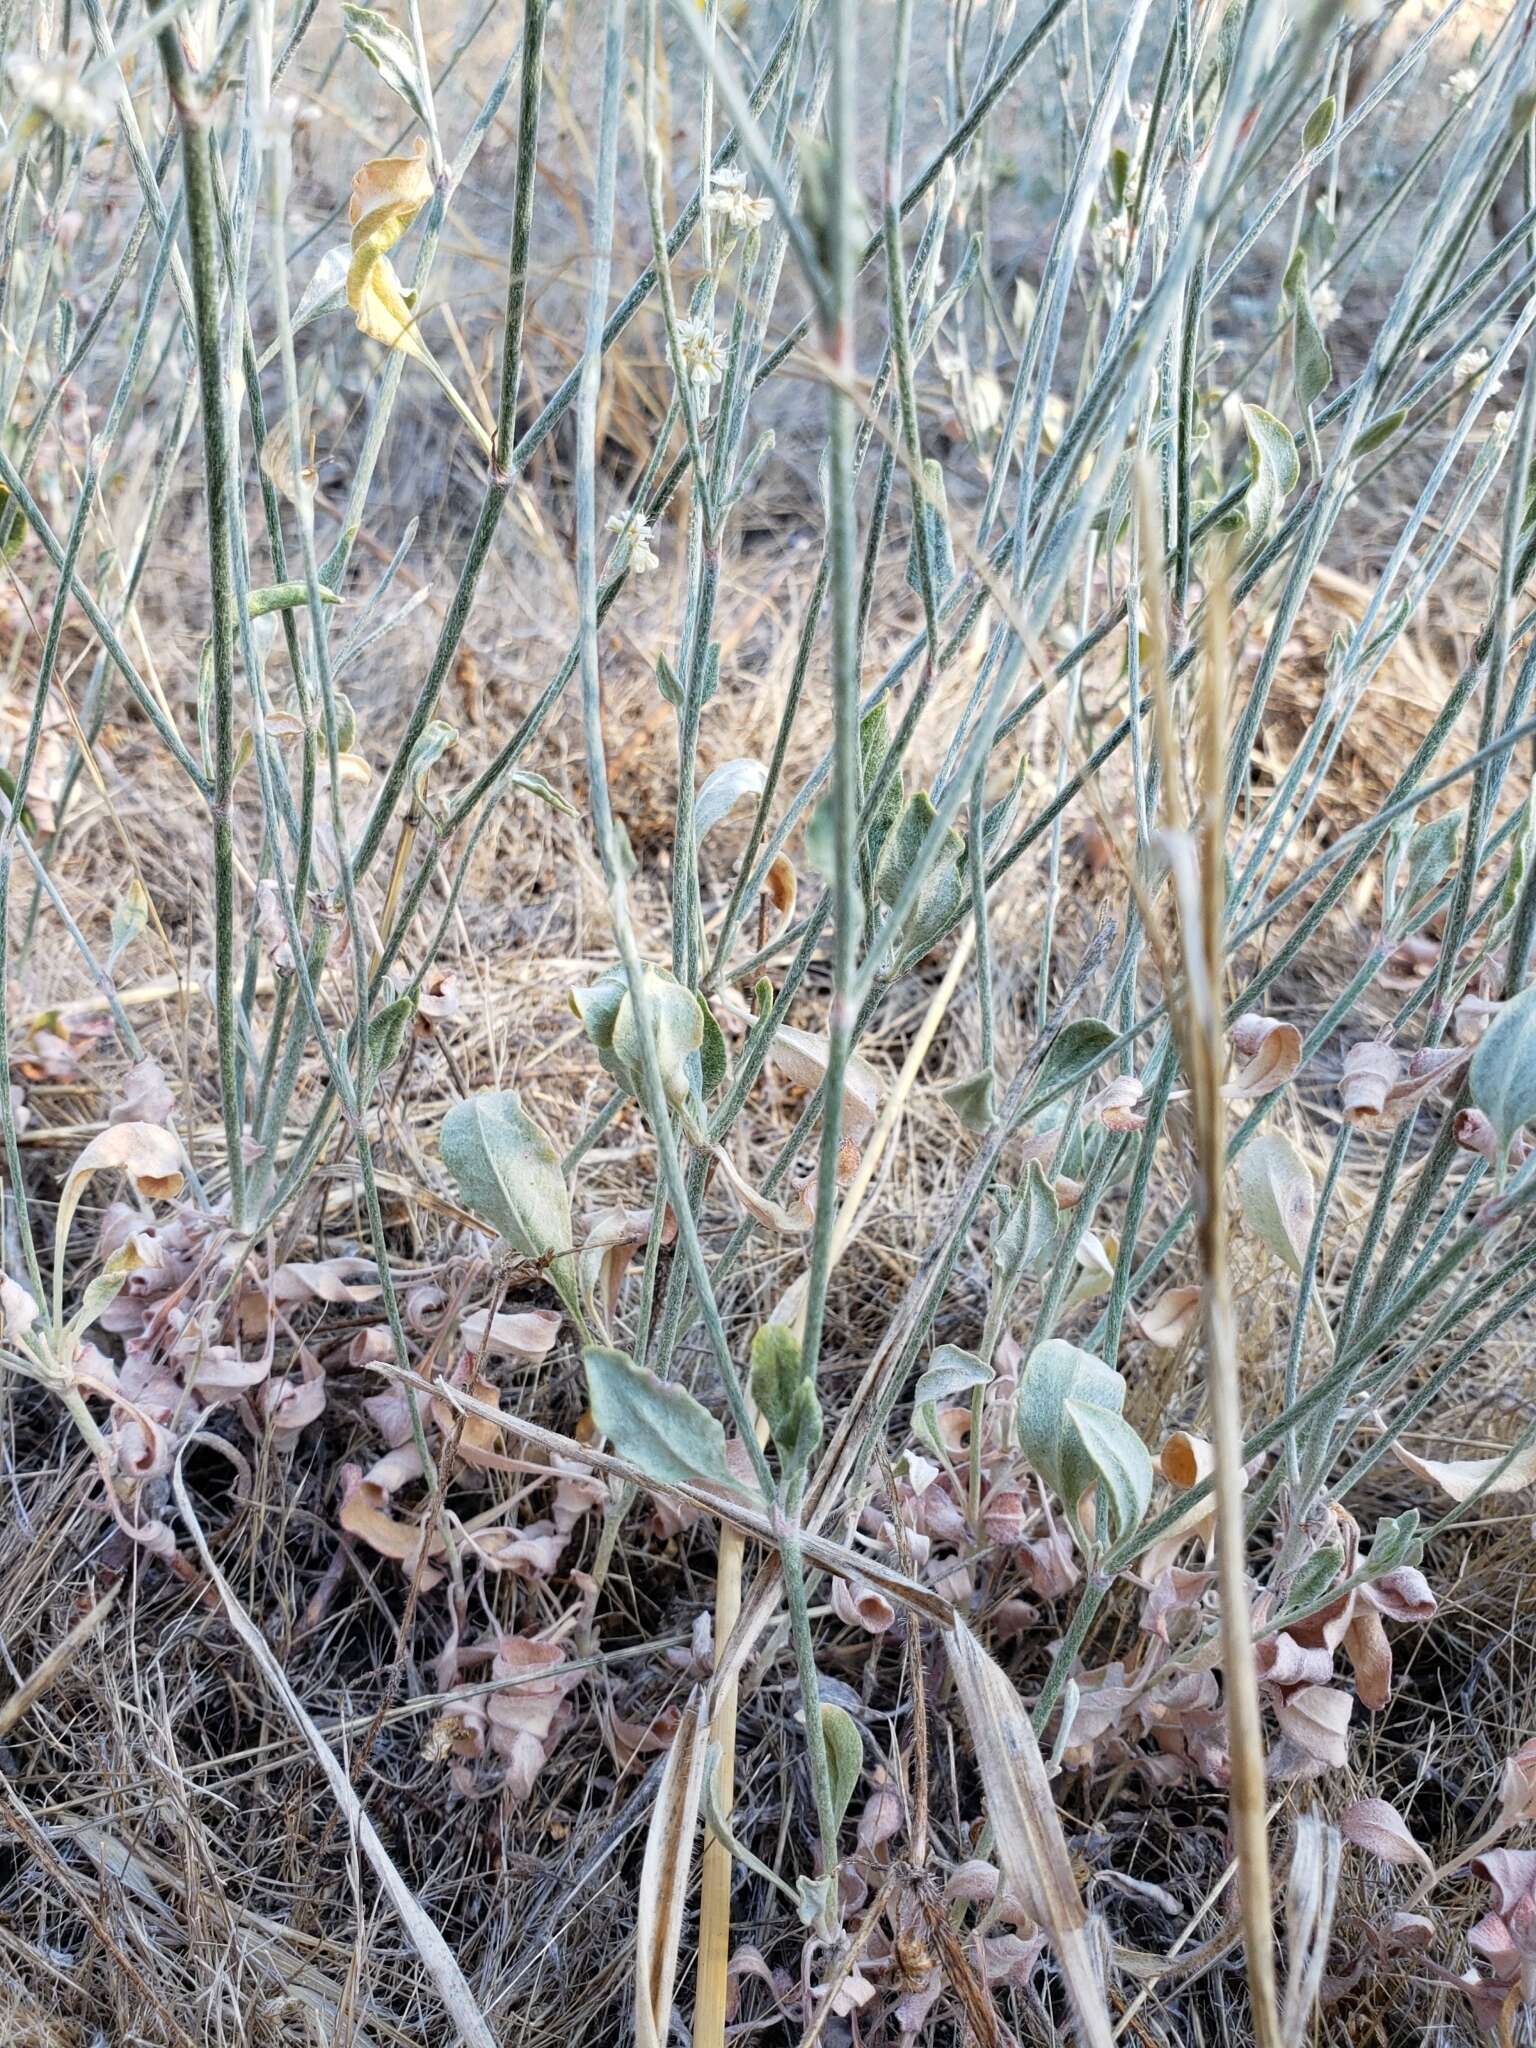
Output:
[[344, 138, 493, 453], [347, 140, 434, 365], [348, 137, 432, 256]]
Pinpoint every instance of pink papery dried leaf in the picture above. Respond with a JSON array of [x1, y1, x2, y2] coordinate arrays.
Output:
[[1255, 1632, 1335, 1690], [271, 1258, 380, 1305], [1227, 1015, 1304, 1096], [1497, 1737, 1536, 1830], [1473, 1848, 1536, 1925], [1392, 1438, 1536, 1502], [1021, 1529, 1079, 1599], [459, 1306, 562, 1360], [111, 1057, 177, 1127], [1340, 1041, 1402, 1126], [1090, 1074, 1146, 1130], [608, 1699, 680, 1766], [551, 1454, 606, 1532], [1136, 1283, 1202, 1349], [1384, 1045, 1468, 1118], [832, 1575, 897, 1634], [982, 1488, 1028, 1548], [1339, 1796, 1432, 1871], [1360, 1563, 1436, 1624], [191, 1345, 273, 1403], [855, 1785, 903, 1856], [404, 1281, 447, 1331], [463, 1521, 565, 1578], [1455, 1107, 1501, 1160], [362, 1388, 417, 1446], [262, 1368, 326, 1436], [1273, 1684, 1352, 1768], [1342, 1606, 1393, 1711], [416, 967, 461, 1029], [1139, 1566, 1213, 1643]]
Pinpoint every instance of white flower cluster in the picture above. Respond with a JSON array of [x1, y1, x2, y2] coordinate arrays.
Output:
[[1456, 346, 1502, 399], [605, 509, 660, 575], [706, 166, 771, 235], [675, 316, 727, 406], [1441, 66, 1478, 106], [6, 52, 110, 136]]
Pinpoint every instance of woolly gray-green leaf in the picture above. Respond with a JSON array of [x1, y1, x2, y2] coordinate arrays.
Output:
[[913, 1344, 991, 1454], [819, 1703, 863, 1834], [343, 4, 433, 127], [584, 1344, 741, 1495], [942, 1064, 996, 1131], [695, 757, 766, 839], [859, 700, 904, 868], [1384, 808, 1461, 933], [1470, 981, 1536, 1169], [750, 1324, 820, 1473], [1061, 1399, 1152, 1544], [1286, 253, 1332, 414], [991, 1161, 1060, 1292], [508, 767, 578, 817], [1302, 94, 1336, 150], [1236, 1130, 1316, 1274], [1242, 402, 1300, 539], [1030, 1018, 1118, 1103], [440, 1090, 577, 1313], [873, 791, 967, 970], [1017, 1340, 1138, 1525]]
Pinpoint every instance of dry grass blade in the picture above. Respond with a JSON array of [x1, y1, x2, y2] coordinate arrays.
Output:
[[945, 1615, 1114, 2048], [169, 1444, 497, 2048], [1141, 479, 1282, 2047], [634, 1686, 709, 2048], [0, 1583, 118, 1739]]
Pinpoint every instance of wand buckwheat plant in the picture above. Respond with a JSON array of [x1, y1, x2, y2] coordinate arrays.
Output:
[[4, 0, 1536, 2042]]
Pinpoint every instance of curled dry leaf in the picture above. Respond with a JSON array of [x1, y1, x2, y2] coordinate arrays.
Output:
[[1497, 1737, 1536, 1830], [1340, 1041, 1403, 1126], [1391, 1437, 1536, 1503], [831, 1576, 897, 1635], [1455, 1107, 1500, 1161], [1137, 1430, 1241, 1580], [111, 1058, 176, 1127], [762, 852, 796, 942], [58, 1122, 184, 1262], [1136, 1283, 1202, 1349], [582, 1204, 674, 1332], [1090, 1075, 1145, 1130], [1385, 1045, 1468, 1118], [416, 967, 461, 1033], [1273, 1684, 1353, 1770], [765, 1022, 882, 1142], [707, 1142, 810, 1235], [347, 140, 433, 363], [459, 1306, 561, 1360], [1227, 1015, 1304, 1096], [1338, 1796, 1432, 1872]]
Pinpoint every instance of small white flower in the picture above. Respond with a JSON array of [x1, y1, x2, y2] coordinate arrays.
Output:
[[605, 509, 659, 575], [706, 166, 772, 234], [1442, 65, 1478, 106], [1311, 280, 1342, 329], [675, 317, 728, 404], [6, 52, 111, 135], [1456, 346, 1503, 401]]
